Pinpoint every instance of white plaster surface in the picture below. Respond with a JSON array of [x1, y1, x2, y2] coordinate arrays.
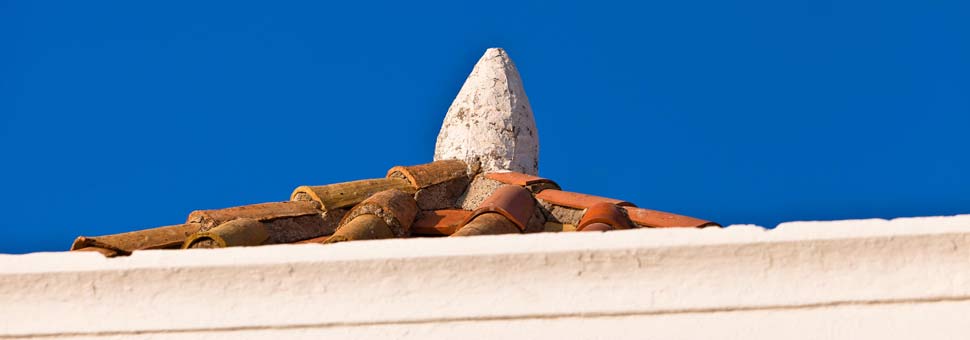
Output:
[[434, 48, 539, 175], [2, 214, 970, 339]]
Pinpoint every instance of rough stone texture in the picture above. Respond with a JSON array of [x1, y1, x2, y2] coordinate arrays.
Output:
[[3, 214, 970, 339], [434, 48, 539, 175], [261, 214, 334, 244], [414, 177, 471, 210], [456, 175, 504, 211], [537, 199, 586, 225]]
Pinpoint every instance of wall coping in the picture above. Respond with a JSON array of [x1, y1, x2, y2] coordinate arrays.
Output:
[[2, 214, 969, 338]]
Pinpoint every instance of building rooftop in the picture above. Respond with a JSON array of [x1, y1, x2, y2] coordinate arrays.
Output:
[[68, 48, 717, 257]]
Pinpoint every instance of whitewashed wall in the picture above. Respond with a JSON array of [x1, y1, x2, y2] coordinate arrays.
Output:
[[2, 215, 970, 339]]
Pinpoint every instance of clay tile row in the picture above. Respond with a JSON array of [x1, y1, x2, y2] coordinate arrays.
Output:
[[535, 189, 636, 210], [71, 223, 201, 255], [624, 207, 720, 229], [68, 159, 719, 256], [484, 171, 560, 193], [188, 201, 336, 245], [387, 160, 468, 189], [291, 178, 415, 211]]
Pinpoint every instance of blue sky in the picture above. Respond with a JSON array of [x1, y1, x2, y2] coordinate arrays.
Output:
[[2, 1, 968, 253]]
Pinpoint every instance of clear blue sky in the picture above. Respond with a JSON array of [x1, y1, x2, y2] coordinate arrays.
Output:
[[2, 1, 968, 253]]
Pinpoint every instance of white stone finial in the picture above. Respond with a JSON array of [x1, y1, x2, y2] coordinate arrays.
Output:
[[434, 48, 539, 175]]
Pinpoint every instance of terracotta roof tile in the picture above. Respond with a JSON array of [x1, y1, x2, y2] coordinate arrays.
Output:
[[187, 201, 336, 244], [578, 223, 613, 231], [70, 223, 201, 255], [452, 213, 520, 237], [291, 178, 414, 210], [386, 160, 468, 189], [535, 190, 636, 210], [337, 189, 419, 238], [183, 218, 269, 249], [623, 207, 719, 228], [326, 214, 394, 244], [188, 201, 320, 226], [461, 185, 535, 232], [453, 185, 535, 236], [577, 202, 636, 231], [386, 160, 472, 211], [483, 171, 560, 193], [412, 209, 472, 236]]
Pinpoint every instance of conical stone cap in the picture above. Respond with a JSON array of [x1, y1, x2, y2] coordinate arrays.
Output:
[[434, 48, 539, 175]]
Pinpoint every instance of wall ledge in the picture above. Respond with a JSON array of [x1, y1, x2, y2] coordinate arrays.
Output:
[[3, 214, 969, 339]]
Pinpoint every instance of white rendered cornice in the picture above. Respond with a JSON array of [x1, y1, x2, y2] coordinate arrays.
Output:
[[2, 214, 970, 339]]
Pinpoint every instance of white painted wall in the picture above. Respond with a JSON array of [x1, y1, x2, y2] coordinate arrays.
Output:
[[2, 214, 970, 339]]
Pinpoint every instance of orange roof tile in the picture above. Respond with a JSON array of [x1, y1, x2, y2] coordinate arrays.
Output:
[[187, 201, 321, 226], [624, 207, 719, 228], [186, 201, 336, 244], [577, 202, 635, 231], [412, 209, 472, 236], [71, 223, 200, 255], [183, 218, 269, 249], [452, 213, 520, 237], [460, 185, 535, 233], [338, 189, 419, 238], [483, 171, 556, 187], [291, 178, 414, 210], [387, 160, 468, 189], [535, 190, 636, 210]]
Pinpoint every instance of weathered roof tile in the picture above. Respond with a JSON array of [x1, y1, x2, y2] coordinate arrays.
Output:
[[71, 223, 201, 255], [535, 190, 635, 210], [577, 202, 635, 231], [183, 218, 269, 249], [337, 189, 419, 238], [291, 178, 414, 210], [387, 160, 469, 189], [624, 207, 718, 228], [188, 201, 336, 244], [461, 185, 535, 232], [412, 209, 472, 236]]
